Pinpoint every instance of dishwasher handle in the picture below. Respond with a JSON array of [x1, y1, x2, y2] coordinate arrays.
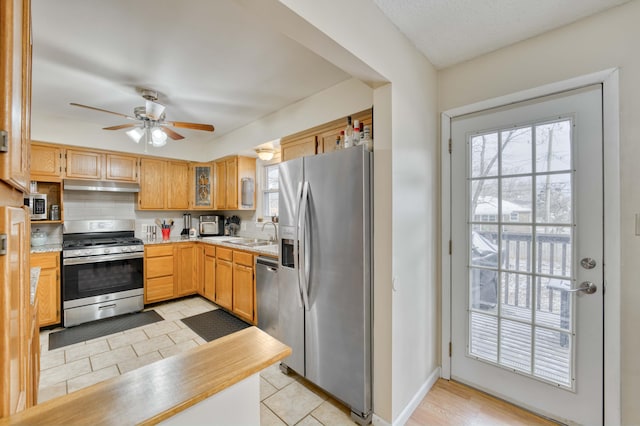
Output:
[[256, 256, 279, 269]]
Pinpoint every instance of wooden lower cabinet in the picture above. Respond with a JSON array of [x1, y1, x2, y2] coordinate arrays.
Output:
[[175, 243, 197, 297], [144, 245, 175, 303], [232, 251, 254, 323], [202, 246, 216, 302], [144, 242, 256, 324], [215, 247, 233, 310], [30, 252, 60, 327]]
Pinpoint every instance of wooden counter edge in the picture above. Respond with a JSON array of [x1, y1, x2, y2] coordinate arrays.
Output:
[[0, 327, 291, 426]]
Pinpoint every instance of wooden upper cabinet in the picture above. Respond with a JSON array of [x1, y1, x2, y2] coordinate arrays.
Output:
[[190, 162, 214, 210], [138, 158, 166, 210], [105, 154, 138, 182], [318, 128, 340, 155], [214, 159, 226, 210], [281, 135, 317, 162], [65, 149, 102, 180], [280, 108, 373, 161], [214, 156, 256, 210], [0, 0, 31, 193], [166, 161, 189, 210], [225, 158, 238, 209], [30, 143, 62, 180]]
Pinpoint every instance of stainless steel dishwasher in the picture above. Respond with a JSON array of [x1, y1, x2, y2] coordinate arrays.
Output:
[[255, 256, 279, 340]]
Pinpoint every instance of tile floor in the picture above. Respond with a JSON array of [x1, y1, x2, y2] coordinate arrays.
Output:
[[38, 296, 357, 425]]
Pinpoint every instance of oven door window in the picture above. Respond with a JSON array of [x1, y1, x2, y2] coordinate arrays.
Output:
[[63, 257, 143, 301]]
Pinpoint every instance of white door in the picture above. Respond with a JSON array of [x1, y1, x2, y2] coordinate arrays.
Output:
[[450, 85, 603, 425]]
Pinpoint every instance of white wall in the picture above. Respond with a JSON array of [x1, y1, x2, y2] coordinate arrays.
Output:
[[206, 77, 373, 158], [255, 0, 439, 422], [438, 2, 640, 423]]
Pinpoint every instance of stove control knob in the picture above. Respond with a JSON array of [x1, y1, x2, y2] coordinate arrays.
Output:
[[104, 248, 111, 254], [121, 247, 131, 253]]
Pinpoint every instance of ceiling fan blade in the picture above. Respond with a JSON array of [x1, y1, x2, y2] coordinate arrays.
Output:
[[164, 120, 215, 132], [103, 123, 137, 131], [70, 102, 137, 120], [160, 126, 185, 140]]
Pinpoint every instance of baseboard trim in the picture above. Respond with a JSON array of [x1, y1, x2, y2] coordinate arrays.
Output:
[[372, 367, 441, 426]]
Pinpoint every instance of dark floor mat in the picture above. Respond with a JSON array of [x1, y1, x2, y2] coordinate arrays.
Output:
[[181, 309, 251, 343], [49, 310, 163, 350]]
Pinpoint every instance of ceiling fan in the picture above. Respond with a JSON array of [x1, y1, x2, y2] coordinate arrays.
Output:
[[70, 89, 215, 149]]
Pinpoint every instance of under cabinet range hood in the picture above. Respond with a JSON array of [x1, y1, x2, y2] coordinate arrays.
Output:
[[63, 179, 140, 193]]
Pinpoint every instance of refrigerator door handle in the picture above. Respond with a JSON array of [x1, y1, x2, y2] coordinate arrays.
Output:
[[293, 182, 303, 308], [298, 181, 311, 311]]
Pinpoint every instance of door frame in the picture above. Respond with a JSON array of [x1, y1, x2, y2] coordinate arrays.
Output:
[[440, 68, 620, 424]]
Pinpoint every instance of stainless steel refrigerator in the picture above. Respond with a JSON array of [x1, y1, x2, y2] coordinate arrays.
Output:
[[278, 145, 372, 424]]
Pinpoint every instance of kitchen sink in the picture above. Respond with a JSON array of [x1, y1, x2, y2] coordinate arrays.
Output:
[[225, 238, 276, 247]]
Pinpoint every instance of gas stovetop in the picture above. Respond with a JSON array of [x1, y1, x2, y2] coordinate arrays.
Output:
[[63, 237, 143, 249], [62, 239, 144, 258], [62, 220, 145, 259]]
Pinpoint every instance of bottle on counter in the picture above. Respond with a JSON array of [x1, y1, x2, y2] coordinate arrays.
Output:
[[361, 125, 373, 151], [335, 133, 342, 150], [344, 116, 354, 148], [353, 120, 360, 146]]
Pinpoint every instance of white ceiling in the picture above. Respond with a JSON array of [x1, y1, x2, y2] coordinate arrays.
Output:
[[30, 0, 351, 146], [372, 0, 630, 69], [30, 0, 630, 150]]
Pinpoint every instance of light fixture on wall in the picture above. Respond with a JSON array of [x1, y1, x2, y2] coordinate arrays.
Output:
[[255, 148, 275, 161]]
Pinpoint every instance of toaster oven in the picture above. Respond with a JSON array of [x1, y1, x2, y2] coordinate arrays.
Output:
[[199, 215, 224, 236]]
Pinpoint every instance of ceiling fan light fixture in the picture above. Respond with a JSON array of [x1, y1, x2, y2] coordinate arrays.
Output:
[[145, 99, 166, 120], [126, 127, 145, 143], [256, 148, 274, 161], [151, 127, 168, 147]]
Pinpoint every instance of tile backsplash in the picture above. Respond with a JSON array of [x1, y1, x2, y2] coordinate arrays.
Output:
[[48, 191, 277, 243]]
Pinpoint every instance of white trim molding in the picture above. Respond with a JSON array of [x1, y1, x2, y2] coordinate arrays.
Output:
[[440, 68, 620, 425], [372, 367, 441, 426]]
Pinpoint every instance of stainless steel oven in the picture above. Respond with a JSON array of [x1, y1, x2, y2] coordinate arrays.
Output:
[[62, 220, 144, 327]]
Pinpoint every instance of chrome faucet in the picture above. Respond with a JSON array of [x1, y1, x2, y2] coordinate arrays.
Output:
[[262, 221, 278, 242]]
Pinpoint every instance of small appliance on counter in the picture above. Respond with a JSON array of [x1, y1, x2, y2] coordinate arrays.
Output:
[[25, 193, 47, 220], [199, 215, 224, 236], [181, 213, 192, 236], [227, 215, 241, 236]]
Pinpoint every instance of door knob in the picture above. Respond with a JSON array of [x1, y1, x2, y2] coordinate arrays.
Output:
[[564, 281, 597, 294], [580, 257, 597, 269]]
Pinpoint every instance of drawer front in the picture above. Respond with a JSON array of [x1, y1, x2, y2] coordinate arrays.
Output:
[[217, 247, 233, 261], [233, 250, 253, 267], [204, 245, 216, 257], [145, 244, 174, 257], [146, 256, 174, 278], [30, 252, 59, 269], [145, 276, 175, 303]]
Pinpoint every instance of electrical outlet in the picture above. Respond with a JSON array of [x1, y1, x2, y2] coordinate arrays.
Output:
[[141, 224, 148, 233], [241, 222, 247, 231]]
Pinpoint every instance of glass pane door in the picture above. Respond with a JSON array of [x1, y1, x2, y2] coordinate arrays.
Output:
[[468, 118, 574, 388]]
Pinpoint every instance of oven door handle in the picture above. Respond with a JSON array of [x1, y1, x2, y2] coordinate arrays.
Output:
[[63, 252, 143, 265]]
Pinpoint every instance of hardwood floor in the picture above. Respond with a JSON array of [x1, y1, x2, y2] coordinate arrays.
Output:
[[406, 379, 559, 426]]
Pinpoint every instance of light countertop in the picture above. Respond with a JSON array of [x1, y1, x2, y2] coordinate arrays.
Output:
[[143, 236, 278, 258], [30, 244, 62, 254]]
